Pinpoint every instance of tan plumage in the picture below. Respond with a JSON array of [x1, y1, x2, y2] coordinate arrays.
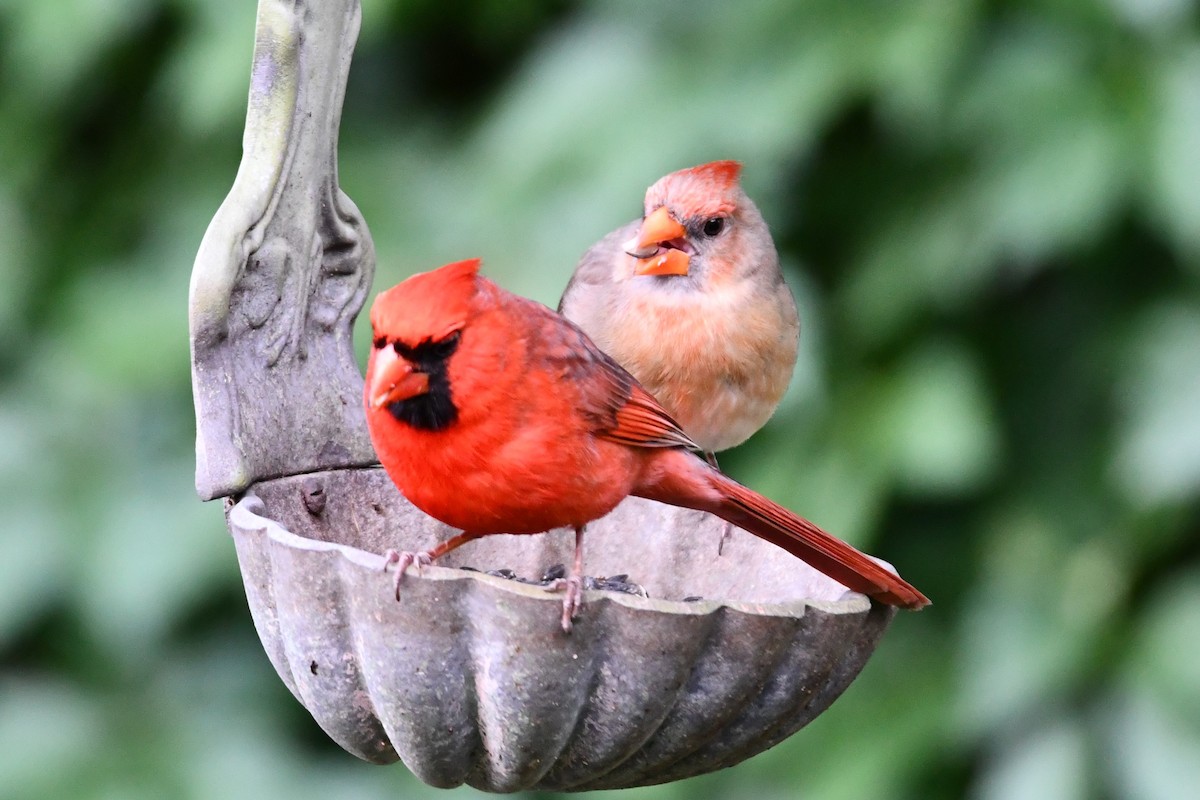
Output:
[[559, 161, 799, 455]]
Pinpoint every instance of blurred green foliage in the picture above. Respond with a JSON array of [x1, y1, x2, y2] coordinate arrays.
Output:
[[2, 0, 1199, 798]]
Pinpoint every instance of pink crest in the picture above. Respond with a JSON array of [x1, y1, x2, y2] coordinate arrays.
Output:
[[645, 160, 745, 216], [677, 160, 742, 190]]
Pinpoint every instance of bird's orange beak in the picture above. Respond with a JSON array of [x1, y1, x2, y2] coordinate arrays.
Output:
[[633, 248, 690, 277], [624, 206, 691, 276], [368, 345, 430, 409]]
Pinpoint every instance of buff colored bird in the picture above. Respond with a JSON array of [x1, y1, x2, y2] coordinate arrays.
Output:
[[559, 161, 799, 552], [364, 258, 927, 633], [560, 161, 798, 456]]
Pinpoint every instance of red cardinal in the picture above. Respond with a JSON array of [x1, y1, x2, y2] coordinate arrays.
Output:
[[559, 161, 798, 551], [365, 259, 927, 632]]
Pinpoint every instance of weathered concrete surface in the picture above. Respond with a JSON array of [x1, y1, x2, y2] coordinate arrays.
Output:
[[227, 468, 895, 791], [189, 0, 376, 500]]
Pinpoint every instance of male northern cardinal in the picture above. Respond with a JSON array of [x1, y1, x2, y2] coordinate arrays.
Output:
[[559, 161, 798, 551], [365, 258, 927, 633]]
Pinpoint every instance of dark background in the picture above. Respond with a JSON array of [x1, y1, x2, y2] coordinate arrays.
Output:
[[2, 1, 1199, 798]]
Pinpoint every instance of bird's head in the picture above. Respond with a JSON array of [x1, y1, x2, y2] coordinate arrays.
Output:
[[623, 160, 771, 284], [365, 258, 481, 431]]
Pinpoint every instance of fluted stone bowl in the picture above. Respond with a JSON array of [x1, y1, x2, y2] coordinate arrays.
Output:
[[226, 465, 895, 792]]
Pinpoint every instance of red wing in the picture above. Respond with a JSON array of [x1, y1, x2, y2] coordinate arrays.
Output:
[[601, 381, 699, 450], [519, 293, 699, 452]]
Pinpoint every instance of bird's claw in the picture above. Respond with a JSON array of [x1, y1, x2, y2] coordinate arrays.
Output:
[[717, 521, 733, 556], [546, 575, 584, 633], [381, 549, 433, 600]]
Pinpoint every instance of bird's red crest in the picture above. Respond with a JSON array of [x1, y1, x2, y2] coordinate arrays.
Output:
[[678, 160, 742, 191], [370, 258, 482, 344], [645, 160, 744, 217]]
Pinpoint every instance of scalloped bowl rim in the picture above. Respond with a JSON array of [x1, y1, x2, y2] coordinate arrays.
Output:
[[230, 494, 875, 620]]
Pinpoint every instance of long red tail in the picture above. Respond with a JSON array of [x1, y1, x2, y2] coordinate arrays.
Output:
[[639, 451, 930, 609]]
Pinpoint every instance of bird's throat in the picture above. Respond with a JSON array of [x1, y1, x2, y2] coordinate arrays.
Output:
[[385, 361, 458, 431], [387, 389, 457, 430]]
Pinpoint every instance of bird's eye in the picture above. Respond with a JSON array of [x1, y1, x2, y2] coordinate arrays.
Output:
[[429, 330, 461, 359], [702, 217, 726, 237], [373, 336, 387, 349]]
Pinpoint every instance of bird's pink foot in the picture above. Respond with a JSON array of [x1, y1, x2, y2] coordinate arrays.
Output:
[[381, 549, 433, 600], [546, 574, 584, 633], [703, 451, 734, 556]]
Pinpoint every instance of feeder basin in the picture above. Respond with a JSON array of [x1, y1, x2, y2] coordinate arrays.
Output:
[[227, 466, 895, 792]]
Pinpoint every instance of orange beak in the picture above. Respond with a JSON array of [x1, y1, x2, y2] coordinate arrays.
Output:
[[633, 248, 691, 276], [623, 206, 691, 276], [368, 345, 430, 409]]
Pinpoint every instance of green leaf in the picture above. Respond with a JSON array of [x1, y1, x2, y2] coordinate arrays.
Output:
[[1146, 44, 1200, 264], [875, 340, 1001, 497], [973, 719, 1089, 800], [1113, 302, 1200, 506], [0, 679, 106, 799], [1123, 570, 1200, 720], [957, 509, 1124, 737], [1104, 688, 1200, 800]]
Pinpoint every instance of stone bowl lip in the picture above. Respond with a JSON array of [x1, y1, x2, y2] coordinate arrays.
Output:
[[229, 492, 876, 621]]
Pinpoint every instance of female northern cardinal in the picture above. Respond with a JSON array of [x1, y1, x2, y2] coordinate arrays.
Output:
[[559, 161, 798, 551], [365, 258, 927, 632]]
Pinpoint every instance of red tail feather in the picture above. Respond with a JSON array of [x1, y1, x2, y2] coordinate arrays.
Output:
[[710, 474, 929, 609]]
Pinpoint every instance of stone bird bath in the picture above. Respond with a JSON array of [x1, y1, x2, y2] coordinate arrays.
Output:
[[189, 0, 898, 791]]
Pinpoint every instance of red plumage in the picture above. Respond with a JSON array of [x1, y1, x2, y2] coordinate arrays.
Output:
[[365, 259, 928, 630]]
